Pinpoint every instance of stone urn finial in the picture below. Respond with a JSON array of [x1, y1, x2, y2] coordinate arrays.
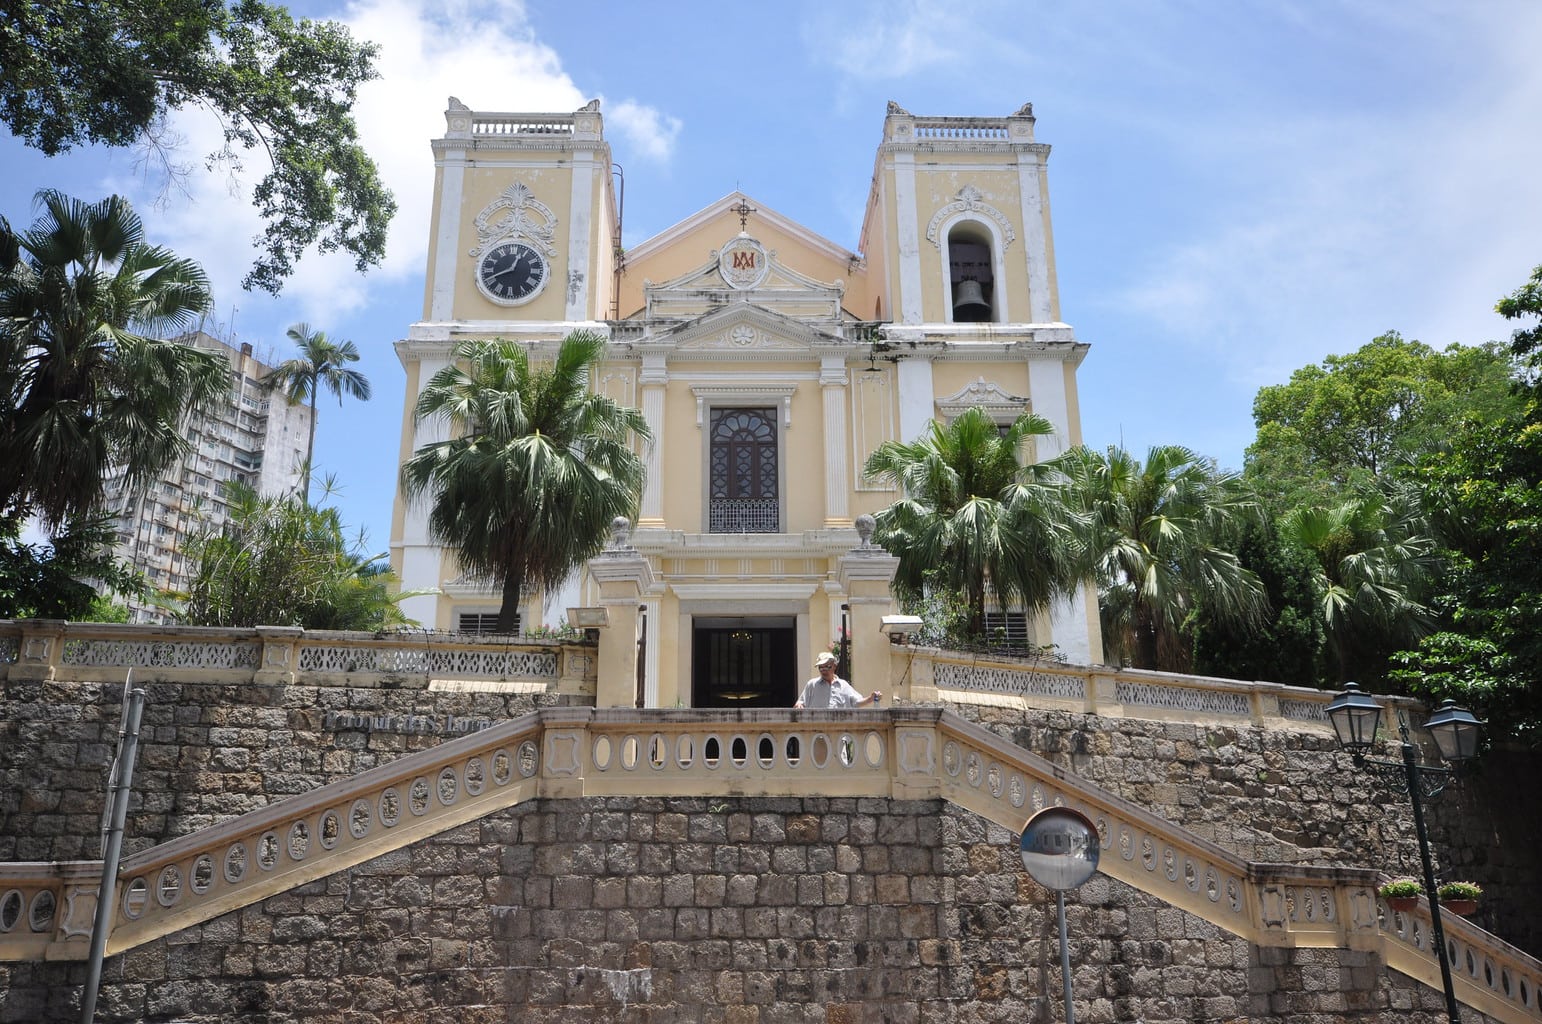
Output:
[[854, 514, 876, 550], [610, 516, 633, 550]]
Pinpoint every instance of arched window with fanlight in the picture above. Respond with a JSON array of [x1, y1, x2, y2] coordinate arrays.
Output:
[[708, 406, 779, 532], [946, 221, 998, 323]]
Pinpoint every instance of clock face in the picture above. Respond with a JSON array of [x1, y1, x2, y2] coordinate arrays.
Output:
[[477, 241, 548, 304]]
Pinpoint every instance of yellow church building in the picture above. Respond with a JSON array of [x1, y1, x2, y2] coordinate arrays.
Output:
[[389, 99, 1101, 706]]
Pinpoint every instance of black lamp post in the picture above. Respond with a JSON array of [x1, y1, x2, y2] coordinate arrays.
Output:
[[1325, 683, 1483, 1024]]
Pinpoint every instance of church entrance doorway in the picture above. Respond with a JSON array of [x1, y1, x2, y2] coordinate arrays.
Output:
[[691, 617, 797, 708]]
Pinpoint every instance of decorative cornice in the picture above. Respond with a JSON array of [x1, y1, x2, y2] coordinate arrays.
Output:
[[936, 378, 1030, 421], [689, 384, 799, 427]]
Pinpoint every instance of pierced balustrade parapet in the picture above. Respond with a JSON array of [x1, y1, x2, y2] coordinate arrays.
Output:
[[0, 620, 593, 691]]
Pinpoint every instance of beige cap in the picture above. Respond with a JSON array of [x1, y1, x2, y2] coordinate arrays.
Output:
[[814, 652, 837, 668]]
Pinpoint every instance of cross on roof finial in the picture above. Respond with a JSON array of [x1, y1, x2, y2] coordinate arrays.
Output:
[[731, 198, 756, 232]]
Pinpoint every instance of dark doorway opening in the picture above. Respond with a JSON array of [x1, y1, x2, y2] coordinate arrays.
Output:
[[692, 618, 797, 708]]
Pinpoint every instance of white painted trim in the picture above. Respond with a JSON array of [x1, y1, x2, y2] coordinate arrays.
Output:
[[639, 374, 666, 523], [1049, 585, 1094, 665], [566, 152, 594, 320], [1017, 152, 1054, 323], [821, 356, 850, 524], [896, 357, 935, 446], [671, 583, 819, 600], [894, 154, 924, 325], [429, 150, 466, 321], [641, 595, 660, 707], [938, 212, 1011, 324], [1028, 357, 1073, 457]]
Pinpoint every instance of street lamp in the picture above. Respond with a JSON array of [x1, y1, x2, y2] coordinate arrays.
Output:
[[1324, 682, 1483, 1024]]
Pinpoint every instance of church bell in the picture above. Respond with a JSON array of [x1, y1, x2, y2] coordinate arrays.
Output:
[[953, 278, 991, 320]]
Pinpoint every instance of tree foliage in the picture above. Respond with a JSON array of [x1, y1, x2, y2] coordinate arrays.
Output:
[[0, 0, 395, 293], [1281, 484, 1439, 686], [0, 513, 144, 620], [863, 407, 1082, 640], [181, 486, 417, 630], [1060, 444, 1267, 672], [1246, 332, 1521, 511], [400, 332, 651, 633], [0, 190, 228, 527], [264, 322, 371, 503]]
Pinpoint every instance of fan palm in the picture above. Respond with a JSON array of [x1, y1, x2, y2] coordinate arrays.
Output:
[[1062, 444, 1266, 671], [1281, 485, 1438, 683], [0, 190, 227, 527], [399, 331, 651, 632], [862, 406, 1083, 640], [264, 323, 372, 503]]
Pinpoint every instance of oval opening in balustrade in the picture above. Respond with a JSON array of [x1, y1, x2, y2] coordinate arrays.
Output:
[[409, 779, 431, 816], [350, 799, 372, 839], [620, 735, 640, 771], [784, 734, 802, 768], [191, 854, 215, 893], [28, 890, 55, 932], [838, 733, 855, 768], [1501, 967, 1512, 997], [379, 788, 402, 828], [730, 736, 749, 769], [518, 740, 539, 777], [437, 767, 459, 805], [492, 749, 514, 786], [649, 734, 667, 770], [0, 889, 22, 932], [224, 843, 248, 883], [1467, 949, 1477, 975], [810, 734, 831, 770], [157, 865, 182, 907], [863, 732, 883, 768], [758, 734, 775, 769], [1485, 959, 1495, 987], [120, 880, 146, 921], [465, 757, 486, 796], [703, 735, 722, 767], [594, 735, 613, 770], [677, 734, 694, 769], [258, 832, 280, 871], [289, 821, 310, 860]]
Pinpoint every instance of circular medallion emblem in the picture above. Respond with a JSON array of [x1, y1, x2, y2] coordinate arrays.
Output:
[[719, 236, 769, 290]]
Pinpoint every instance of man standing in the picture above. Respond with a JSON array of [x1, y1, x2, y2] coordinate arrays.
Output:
[[795, 651, 882, 708]]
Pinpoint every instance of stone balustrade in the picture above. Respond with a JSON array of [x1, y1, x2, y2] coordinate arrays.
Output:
[[0, 620, 596, 694], [898, 645, 1428, 735], [2, 707, 1535, 1022]]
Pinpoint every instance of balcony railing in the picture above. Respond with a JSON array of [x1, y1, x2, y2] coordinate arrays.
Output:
[[708, 497, 779, 533]]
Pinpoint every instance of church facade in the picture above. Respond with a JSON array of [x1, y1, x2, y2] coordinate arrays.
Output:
[[389, 100, 1100, 707]]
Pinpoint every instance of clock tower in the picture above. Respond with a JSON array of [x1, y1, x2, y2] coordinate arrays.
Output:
[[391, 99, 618, 628]]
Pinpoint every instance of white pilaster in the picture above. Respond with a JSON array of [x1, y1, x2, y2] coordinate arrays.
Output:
[[639, 355, 667, 524], [566, 152, 595, 321], [1028, 358, 1072, 457], [894, 153, 924, 325], [429, 152, 467, 321], [896, 356, 935, 445], [821, 357, 851, 524], [1017, 152, 1053, 323], [1049, 590, 1095, 665]]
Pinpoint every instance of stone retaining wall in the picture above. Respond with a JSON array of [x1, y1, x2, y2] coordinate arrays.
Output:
[[0, 798, 1500, 1024]]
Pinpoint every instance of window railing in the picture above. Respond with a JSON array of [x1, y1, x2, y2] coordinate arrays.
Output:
[[709, 498, 779, 533]]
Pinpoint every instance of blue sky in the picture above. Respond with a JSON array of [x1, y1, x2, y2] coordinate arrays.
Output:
[[4, 0, 1540, 556]]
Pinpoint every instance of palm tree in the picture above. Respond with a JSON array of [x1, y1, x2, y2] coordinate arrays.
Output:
[[1061, 444, 1267, 671], [0, 190, 228, 527], [399, 331, 651, 632], [264, 323, 371, 503], [862, 406, 1083, 641], [1280, 484, 1438, 684]]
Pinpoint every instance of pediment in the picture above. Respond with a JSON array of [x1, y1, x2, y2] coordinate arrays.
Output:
[[936, 377, 1029, 420], [646, 303, 841, 356], [641, 231, 846, 325]]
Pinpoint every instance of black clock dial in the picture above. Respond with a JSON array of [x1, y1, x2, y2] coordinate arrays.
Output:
[[478, 242, 547, 303]]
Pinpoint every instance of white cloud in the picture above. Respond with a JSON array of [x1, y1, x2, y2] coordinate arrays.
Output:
[[606, 100, 683, 163], [800, 0, 962, 81]]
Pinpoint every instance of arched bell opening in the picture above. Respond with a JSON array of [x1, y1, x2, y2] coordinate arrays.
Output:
[[947, 222, 995, 323]]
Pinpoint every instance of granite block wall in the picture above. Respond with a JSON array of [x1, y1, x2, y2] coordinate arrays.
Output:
[[0, 798, 1502, 1024]]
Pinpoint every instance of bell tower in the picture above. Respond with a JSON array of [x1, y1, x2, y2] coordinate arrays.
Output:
[[391, 99, 618, 628]]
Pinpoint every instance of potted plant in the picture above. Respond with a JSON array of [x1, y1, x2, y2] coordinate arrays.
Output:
[[1436, 881, 1482, 916], [1378, 877, 1424, 912]]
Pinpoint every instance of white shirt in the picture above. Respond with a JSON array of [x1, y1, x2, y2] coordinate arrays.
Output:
[[798, 674, 864, 709]]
